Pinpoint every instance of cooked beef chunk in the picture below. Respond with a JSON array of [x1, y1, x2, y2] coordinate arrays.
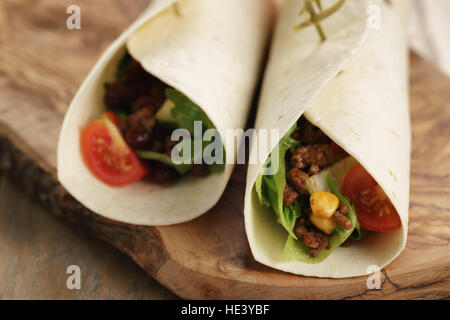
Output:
[[309, 249, 319, 258], [289, 118, 348, 177], [287, 168, 309, 196], [340, 203, 349, 215], [283, 185, 299, 206], [123, 126, 153, 150], [303, 229, 330, 251], [146, 162, 178, 184], [164, 136, 178, 156], [191, 164, 210, 177], [151, 125, 176, 153], [104, 82, 139, 110], [291, 144, 344, 174], [106, 55, 167, 113], [294, 219, 308, 239], [131, 96, 158, 113], [341, 238, 352, 248], [291, 117, 331, 145], [130, 81, 166, 112], [295, 218, 330, 257], [121, 59, 150, 83], [122, 107, 157, 149], [146, 82, 167, 107], [128, 106, 158, 129], [333, 210, 353, 230], [309, 164, 320, 175]]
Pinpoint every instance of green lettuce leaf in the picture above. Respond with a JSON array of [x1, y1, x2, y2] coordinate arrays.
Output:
[[115, 51, 132, 83], [134, 150, 192, 175], [255, 174, 269, 207], [255, 125, 300, 238], [165, 88, 215, 134], [165, 88, 225, 174], [327, 175, 362, 241]]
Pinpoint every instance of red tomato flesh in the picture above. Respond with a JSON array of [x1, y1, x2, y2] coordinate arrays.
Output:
[[342, 164, 401, 232], [81, 113, 148, 186], [103, 111, 120, 126]]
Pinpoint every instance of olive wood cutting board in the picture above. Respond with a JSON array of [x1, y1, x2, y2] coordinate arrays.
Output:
[[0, 0, 449, 299]]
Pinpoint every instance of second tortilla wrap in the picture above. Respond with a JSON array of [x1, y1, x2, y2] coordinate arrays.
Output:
[[58, 0, 272, 226], [245, 0, 410, 278]]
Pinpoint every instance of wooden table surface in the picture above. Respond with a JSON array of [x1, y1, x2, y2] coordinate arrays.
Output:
[[0, 169, 177, 299], [0, 0, 448, 300]]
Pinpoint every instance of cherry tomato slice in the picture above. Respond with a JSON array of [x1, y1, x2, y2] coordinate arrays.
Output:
[[103, 111, 120, 126], [81, 113, 148, 186], [342, 164, 401, 232]]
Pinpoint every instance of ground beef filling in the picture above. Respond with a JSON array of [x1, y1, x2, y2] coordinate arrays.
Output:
[[291, 144, 344, 175], [333, 204, 353, 230], [283, 120, 347, 206], [104, 56, 181, 184], [284, 118, 352, 256], [294, 206, 353, 257], [295, 217, 330, 258]]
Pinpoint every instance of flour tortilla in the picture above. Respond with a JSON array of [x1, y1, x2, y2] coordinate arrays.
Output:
[[58, 0, 271, 226], [244, 0, 410, 278]]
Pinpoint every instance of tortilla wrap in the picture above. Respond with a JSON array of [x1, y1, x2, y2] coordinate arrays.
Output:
[[244, 0, 410, 278], [58, 0, 271, 226]]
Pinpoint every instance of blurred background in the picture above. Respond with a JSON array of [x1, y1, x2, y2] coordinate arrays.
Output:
[[409, 0, 450, 77], [0, 0, 449, 299]]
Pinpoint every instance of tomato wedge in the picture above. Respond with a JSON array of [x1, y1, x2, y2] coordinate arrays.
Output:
[[81, 113, 149, 186], [103, 111, 120, 126], [342, 164, 401, 232]]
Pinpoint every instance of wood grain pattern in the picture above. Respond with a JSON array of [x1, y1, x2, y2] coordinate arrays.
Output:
[[0, 0, 449, 299], [0, 0, 177, 300], [0, 170, 178, 300]]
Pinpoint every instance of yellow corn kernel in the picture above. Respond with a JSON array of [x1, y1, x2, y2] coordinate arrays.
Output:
[[309, 214, 336, 235], [310, 192, 339, 219]]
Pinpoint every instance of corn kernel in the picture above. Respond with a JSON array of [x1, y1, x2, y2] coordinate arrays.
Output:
[[310, 192, 339, 219], [310, 214, 336, 235]]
